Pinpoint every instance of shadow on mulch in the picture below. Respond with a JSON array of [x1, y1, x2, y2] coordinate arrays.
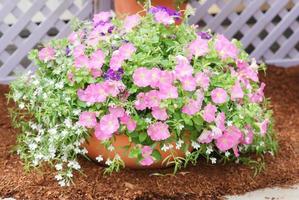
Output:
[[0, 66, 298, 200]]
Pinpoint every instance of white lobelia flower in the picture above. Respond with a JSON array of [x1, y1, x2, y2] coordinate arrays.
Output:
[[227, 121, 233, 126], [55, 174, 63, 181], [73, 109, 81, 116], [210, 157, 217, 164], [175, 139, 184, 149], [145, 118, 151, 124], [108, 145, 115, 151], [55, 163, 63, 171], [48, 128, 57, 135], [67, 160, 81, 170], [28, 143, 37, 151], [191, 141, 200, 150], [19, 102, 25, 109], [64, 118, 72, 128], [105, 158, 113, 166], [206, 146, 213, 155], [178, 124, 184, 131], [96, 155, 103, 162], [225, 151, 231, 157]]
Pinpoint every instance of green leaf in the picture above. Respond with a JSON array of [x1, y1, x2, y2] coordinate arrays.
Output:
[[152, 149, 162, 161], [128, 147, 140, 159], [138, 132, 147, 142]]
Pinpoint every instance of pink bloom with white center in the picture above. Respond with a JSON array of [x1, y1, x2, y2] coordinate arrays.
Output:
[[215, 34, 239, 60], [74, 55, 89, 68], [215, 112, 226, 131], [203, 103, 217, 123], [145, 90, 161, 108], [211, 126, 223, 139], [133, 67, 151, 87], [94, 123, 113, 141], [68, 32, 80, 45], [182, 99, 202, 116], [86, 30, 101, 47], [211, 88, 228, 104], [109, 50, 124, 71], [230, 80, 244, 100], [197, 129, 213, 143], [241, 125, 254, 145], [118, 43, 136, 60], [175, 56, 193, 80], [260, 119, 269, 136], [215, 126, 242, 152], [154, 11, 174, 25], [99, 114, 119, 135], [77, 83, 108, 103], [149, 67, 162, 88], [158, 85, 178, 99], [181, 76, 197, 91], [78, 112, 97, 128], [38, 47, 55, 61], [156, 70, 174, 89], [88, 49, 105, 70], [135, 92, 148, 110], [140, 156, 154, 166], [195, 72, 210, 91], [188, 37, 210, 58], [109, 106, 125, 118], [93, 11, 113, 25], [152, 107, 168, 121], [90, 68, 102, 78], [73, 45, 85, 58], [120, 113, 137, 132], [103, 80, 124, 97], [124, 14, 141, 32], [237, 60, 259, 82], [67, 72, 74, 83], [141, 146, 153, 157], [249, 82, 266, 103], [147, 122, 170, 141]]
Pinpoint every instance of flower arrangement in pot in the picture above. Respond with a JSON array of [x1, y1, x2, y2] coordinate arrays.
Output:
[[9, 6, 277, 186]]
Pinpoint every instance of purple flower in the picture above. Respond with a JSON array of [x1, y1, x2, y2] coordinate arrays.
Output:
[[65, 46, 71, 57], [104, 68, 124, 81], [198, 31, 212, 40]]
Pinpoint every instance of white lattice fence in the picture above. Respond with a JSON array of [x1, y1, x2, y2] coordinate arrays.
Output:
[[0, 0, 93, 84], [189, 0, 299, 67]]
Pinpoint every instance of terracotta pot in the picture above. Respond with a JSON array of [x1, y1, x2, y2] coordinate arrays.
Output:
[[83, 133, 190, 169], [114, 0, 187, 20]]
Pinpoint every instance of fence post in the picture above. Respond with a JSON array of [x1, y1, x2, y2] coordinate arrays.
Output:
[[93, 0, 113, 14]]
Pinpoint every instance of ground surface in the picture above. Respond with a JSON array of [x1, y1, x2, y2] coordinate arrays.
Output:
[[0, 66, 299, 200]]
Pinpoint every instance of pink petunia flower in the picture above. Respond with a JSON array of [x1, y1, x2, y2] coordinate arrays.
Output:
[[109, 106, 125, 118], [93, 11, 113, 26], [181, 76, 197, 91], [118, 43, 136, 60], [99, 114, 119, 135], [195, 72, 210, 91], [154, 10, 174, 25], [77, 83, 108, 103], [149, 67, 162, 88], [230, 80, 244, 100], [158, 85, 178, 99], [88, 49, 105, 70], [175, 56, 193, 81], [141, 146, 153, 157], [211, 88, 228, 104], [211, 126, 223, 139], [152, 107, 168, 121], [241, 125, 254, 145], [119, 113, 137, 132], [38, 47, 55, 61], [123, 14, 141, 32], [188, 37, 210, 58], [94, 123, 113, 141], [74, 55, 89, 68], [249, 82, 266, 103], [147, 122, 170, 141], [73, 45, 85, 58], [68, 32, 81, 45], [109, 50, 124, 71], [145, 90, 161, 108], [134, 92, 148, 110], [215, 126, 242, 152], [215, 112, 226, 131], [133, 67, 151, 87], [156, 70, 174, 89], [197, 129, 213, 143], [260, 119, 269, 136], [182, 99, 202, 116], [215, 34, 239, 60], [103, 80, 124, 97], [203, 103, 217, 123], [237, 60, 259, 82], [140, 156, 154, 166], [78, 112, 97, 128]]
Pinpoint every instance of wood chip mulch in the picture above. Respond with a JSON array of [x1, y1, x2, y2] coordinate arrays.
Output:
[[0, 66, 298, 200]]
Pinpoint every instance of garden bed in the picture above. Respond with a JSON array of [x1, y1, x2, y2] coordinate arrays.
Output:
[[0, 66, 298, 200]]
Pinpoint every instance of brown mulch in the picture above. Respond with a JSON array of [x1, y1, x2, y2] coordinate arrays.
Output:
[[0, 66, 299, 200]]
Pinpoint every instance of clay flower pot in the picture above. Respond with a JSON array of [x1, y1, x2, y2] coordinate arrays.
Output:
[[83, 133, 189, 169], [114, 0, 187, 19]]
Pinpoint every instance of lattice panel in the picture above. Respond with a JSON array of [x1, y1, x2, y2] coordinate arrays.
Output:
[[0, 0, 93, 84], [189, 0, 299, 67]]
